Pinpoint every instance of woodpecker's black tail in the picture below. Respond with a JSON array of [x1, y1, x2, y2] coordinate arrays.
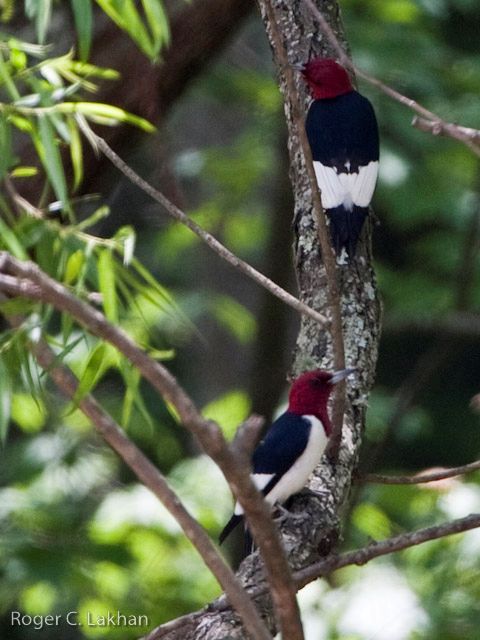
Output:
[[219, 514, 243, 545], [328, 205, 368, 258]]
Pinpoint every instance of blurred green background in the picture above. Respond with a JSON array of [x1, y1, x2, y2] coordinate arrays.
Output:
[[1, 1, 480, 639]]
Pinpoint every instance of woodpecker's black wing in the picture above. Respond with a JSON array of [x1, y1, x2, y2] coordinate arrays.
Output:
[[306, 91, 379, 256], [219, 412, 311, 545]]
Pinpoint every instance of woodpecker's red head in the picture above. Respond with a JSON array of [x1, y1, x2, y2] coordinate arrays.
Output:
[[288, 368, 355, 434], [300, 58, 353, 100]]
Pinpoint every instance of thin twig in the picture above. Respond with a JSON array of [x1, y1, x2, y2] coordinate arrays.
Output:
[[259, 0, 346, 457], [304, 0, 480, 157], [363, 459, 480, 485], [0, 253, 299, 640], [77, 122, 329, 330]]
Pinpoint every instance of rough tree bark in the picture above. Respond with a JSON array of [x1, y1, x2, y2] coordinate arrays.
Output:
[[147, 1, 381, 638]]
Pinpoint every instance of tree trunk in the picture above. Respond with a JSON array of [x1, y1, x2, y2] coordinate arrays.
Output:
[[146, 1, 381, 638]]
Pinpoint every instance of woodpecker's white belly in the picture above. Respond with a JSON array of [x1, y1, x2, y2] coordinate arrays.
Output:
[[265, 415, 327, 505], [234, 415, 328, 515]]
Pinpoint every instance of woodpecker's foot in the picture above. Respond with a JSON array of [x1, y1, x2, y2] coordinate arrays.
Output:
[[273, 503, 307, 523]]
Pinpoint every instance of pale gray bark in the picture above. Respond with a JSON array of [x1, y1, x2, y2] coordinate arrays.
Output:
[[146, 1, 381, 638]]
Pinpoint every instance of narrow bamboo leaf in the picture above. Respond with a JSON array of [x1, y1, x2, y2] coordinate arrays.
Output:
[[0, 359, 12, 444], [41, 333, 84, 376], [70, 62, 119, 80], [9, 115, 34, 134], [0, 50, 21, 100], [0, 113, 12, 180], [95, 0, 154, 58], [98, 249, 118, 323], [37, 114, 71, 217], [58, 102, 155, 132], [73, 342, 108, 403], [121, 365, 140, 428], [114, 225, 136, 265], [67, 115, 83, 191], [0, 217, 28, 258], [64, 249, 85, 284], [35, 0, 52, 44], [70, 0, 93, 61], [9, 47, 27, 71], [141, 0, 171, 50], [10, 166, 38, 178], [75, 205, 109, 231]]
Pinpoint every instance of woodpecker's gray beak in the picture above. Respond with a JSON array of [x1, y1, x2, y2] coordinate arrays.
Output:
[[329, 368, 357, 384], [291, 63, 305, 71]]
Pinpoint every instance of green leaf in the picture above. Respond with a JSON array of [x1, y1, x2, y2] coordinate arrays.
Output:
[[98, 249, 118, 323], [64, 249, 85, 285], [75, 205, 110, 231], [70, 0, 93, 61], [10, 166, 38, 178], [67, 115, 83, 191], [0, 217, 28, 258], [95, 0, 169, 60], [65, 102, 155, 132], [0, 113, 12, 180], [34, 0, 53, 44], [0, 358, 12, 443], [36, 114, 71, 218], [73, 342, 109, 403], [70, 61, 119, 80], [0, 49, 21, 100], [141, 0, 170, 48], [114, 225, 136, 265]]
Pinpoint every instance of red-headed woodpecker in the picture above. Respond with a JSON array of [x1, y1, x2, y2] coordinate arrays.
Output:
[[219, 368, 354, 548], [301, 58, 379, 258]]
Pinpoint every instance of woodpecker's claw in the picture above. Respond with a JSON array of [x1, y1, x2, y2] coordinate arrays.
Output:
[[273, 503, 306, 523]]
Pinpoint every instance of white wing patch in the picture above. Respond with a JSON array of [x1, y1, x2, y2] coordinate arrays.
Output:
[[313, 160, 378, 210]]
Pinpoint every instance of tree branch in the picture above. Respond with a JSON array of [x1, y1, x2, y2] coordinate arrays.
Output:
[[295, 512, 480, 587], [363, 459, 480, 485], [304, 0, 480, 157], [0, 253, 301, 640]]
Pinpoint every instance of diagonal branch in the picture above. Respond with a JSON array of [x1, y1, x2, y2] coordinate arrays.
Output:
[[304, 0, 480, 157], [0, 253, 302, 640], [258, 0, 346, 455], [78, 123, 329, 330]]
